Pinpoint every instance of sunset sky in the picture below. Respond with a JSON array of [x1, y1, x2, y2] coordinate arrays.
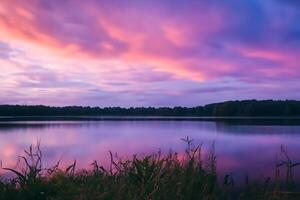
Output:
[[1, 0, 300, 106]]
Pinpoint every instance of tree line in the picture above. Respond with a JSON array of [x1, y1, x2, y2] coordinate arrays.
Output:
[[1, 100, 300, 116]]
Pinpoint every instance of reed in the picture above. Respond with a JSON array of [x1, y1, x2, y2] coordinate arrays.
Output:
[[0, 138, 300, 200]]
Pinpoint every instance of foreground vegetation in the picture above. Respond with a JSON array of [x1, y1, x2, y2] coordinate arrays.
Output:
[[0, 139, 300, 200], [2, 100, 300, 117]]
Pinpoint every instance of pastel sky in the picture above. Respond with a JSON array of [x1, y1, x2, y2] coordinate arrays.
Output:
[[1, 0, 300, 106]]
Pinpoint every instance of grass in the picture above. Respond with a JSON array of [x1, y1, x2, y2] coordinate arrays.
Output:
[[0, 138, 300, 200]]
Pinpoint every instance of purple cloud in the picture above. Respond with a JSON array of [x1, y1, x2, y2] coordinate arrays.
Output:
[[0, 0, 300, 106]]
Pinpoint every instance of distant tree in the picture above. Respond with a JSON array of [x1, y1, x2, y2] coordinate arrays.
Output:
[[1, 100, 300, 117]]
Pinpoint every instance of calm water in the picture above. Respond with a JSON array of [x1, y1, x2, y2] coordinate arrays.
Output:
[[1, 119, 300, 181]]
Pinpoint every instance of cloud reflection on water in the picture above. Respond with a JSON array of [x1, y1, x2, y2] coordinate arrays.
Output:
[[0, 120, 300, 181]]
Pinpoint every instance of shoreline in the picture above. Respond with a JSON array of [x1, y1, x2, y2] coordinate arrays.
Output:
[[1, 116, 300, 125]]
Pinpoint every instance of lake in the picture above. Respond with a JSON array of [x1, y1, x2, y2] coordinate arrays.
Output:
[[1, 118, 300, 181]]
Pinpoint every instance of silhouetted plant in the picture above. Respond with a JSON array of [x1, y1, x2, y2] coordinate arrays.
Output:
[[0, 140, 300, 200]]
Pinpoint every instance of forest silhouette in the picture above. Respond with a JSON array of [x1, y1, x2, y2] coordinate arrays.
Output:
[[1, 100, 300, 117]]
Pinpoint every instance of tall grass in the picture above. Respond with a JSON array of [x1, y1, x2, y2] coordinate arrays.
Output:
[[0, 138, 300, 200]]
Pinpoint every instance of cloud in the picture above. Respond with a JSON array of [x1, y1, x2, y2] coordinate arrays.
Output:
[[0, 0, 300, 105], [0, 41, 13, 59]]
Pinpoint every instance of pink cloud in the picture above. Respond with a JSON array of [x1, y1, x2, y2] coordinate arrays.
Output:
[[0, 0, 300, 105]]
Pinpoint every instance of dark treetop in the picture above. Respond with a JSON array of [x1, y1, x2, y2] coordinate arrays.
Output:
[[1, 100, 300, 117]]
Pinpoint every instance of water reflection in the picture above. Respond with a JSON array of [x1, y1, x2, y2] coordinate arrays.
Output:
[[0, 120, 300, 181]]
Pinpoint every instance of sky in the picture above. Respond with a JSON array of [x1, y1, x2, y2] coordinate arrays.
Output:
[[0, 0, 300, 107]]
